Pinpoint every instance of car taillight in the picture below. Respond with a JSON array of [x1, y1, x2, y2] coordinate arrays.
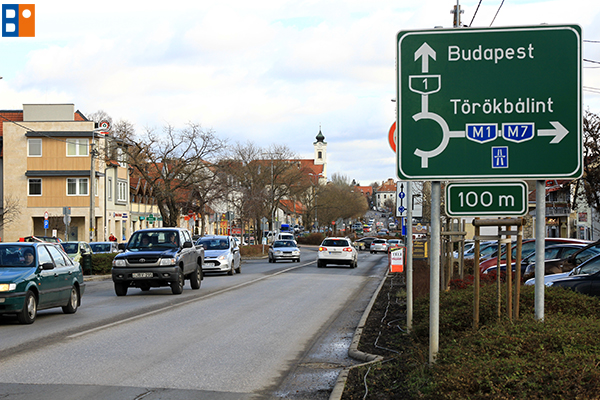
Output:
[[343, 247, 353, 252], [319, 246, 327, 251]]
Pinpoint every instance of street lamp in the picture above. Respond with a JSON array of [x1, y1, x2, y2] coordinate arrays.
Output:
[[90, 122, 110, 242]]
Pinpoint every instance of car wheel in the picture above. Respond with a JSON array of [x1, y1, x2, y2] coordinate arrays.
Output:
[[171, 269, 184, 294], [317, 260, 324, 268], [235, 263, 241, 274], [190, 265, 201, 290], [228, 262, 234, 275], [353, 259, 358, 268], [62, 285, 79, 314], [17, 290, 37, 324], [114, 282, 129, 296]]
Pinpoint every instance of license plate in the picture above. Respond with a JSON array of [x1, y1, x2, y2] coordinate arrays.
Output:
[[132, 272, 153, 278]]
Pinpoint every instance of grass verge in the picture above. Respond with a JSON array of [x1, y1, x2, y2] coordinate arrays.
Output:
[[342, 264, 600, 399]]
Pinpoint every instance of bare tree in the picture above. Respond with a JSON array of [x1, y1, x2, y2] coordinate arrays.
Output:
[[317, 175, 368, 231], [0, 195, 21, 230], [113, 122, 227, 227], [222, 142, 311, 238], [573, 110, 600, 236]]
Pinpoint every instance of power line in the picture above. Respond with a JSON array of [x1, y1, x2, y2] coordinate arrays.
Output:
[[489, 0, 505, 27], [469, 0, 483, 27]]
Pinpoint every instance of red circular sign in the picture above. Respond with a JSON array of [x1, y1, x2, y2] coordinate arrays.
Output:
[[388, 122, 397, 153]]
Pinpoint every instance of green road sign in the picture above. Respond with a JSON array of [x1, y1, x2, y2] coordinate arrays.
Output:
[[396, 25, 582, 181], [446, 181, 528, 217]]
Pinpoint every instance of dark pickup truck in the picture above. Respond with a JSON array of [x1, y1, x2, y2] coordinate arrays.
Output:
[[111, 228, 204, 296]]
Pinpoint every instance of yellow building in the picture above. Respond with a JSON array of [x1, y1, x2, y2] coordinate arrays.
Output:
[[1, 104, 130, 242]]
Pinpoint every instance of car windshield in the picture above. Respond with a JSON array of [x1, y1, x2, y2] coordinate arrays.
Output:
[[128, 231, 178, 250], [273, 240, 295, 248], [62, 243, 79, 255], [322, 239, 349, 247], [0, 245, 36, 267], [90, 243, 111, 252], [198, 238, 229, 250], [576, 256, 600, 275]]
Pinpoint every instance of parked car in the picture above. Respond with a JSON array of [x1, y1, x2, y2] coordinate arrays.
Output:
[[268, 240, 301, 263], [353, 237, 377, 251], [112, 228, 204, 296], [526, 253, 600, 287], [522, 243, 600, 280], [317, 237, 358, 268], [484, 243, 590, 277], [18, 236, 62, 243], [62, 241, 94, 263], [196, 235, 241, 275], [0, 242, 85, 324], [370, 239, 388, 254], [90, 241, 120, 254], [547, 253, 600, 297], [479, 238, 592, 273]]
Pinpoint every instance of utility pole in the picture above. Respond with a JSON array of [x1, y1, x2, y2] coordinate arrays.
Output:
[[451, 0, 464, 27]]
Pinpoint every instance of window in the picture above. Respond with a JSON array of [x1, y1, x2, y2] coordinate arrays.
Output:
[[318, 151, 322, 159], [28, 139, 42, 157], [117, 180, 127, 202], [66, 139, 89, 156], [107, 177, 113, 201], [67, 178, 88, 196], [28, 178, 42, 196]]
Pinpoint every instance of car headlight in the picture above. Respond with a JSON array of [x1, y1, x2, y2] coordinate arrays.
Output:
[[275, 251, 282, 255], [0, 283, 16, 292], [113, 259, 126, 267], [218, 254, 227, 261], [292, 251, 300, 255], [160, 258, 177, 266]]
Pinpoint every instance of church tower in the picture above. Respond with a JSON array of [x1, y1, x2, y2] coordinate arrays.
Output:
[[313, 127, 327, 180]]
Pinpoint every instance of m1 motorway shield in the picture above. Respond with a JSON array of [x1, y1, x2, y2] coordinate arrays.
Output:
[[396, 25, 582, 181]]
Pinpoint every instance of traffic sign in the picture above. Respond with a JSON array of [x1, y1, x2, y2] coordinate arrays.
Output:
[[147, 214, 156, 222], [43, 220, 49, 229], [396, 181, 407, 217], [445, 181, 528, 217], [396, 25, 582, 181], [44, 211, 49, 220]]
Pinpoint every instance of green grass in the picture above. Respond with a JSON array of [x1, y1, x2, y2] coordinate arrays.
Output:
[[347, 276, 600, 399]]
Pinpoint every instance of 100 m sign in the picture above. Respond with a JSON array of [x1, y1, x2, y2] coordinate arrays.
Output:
[[446, 181, 528, 217]]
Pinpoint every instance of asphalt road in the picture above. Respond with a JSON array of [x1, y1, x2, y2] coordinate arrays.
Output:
[[0, 246, 389, 400]]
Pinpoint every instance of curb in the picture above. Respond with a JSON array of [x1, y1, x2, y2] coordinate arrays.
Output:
[[329, 271, 389, 400]]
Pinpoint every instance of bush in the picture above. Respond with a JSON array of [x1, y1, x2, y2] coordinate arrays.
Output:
[[296, 232, 325, 245], [90, 253, 116, 275], [239, 245, 267, 257]]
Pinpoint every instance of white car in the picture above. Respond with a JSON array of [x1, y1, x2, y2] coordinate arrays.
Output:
[[196, 235, 241, 275], [317, 237, 358, 268]]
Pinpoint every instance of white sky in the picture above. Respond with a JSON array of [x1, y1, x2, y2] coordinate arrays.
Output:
[[1, 0, 599, 185]]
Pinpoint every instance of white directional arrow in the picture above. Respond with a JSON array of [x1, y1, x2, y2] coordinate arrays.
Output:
[[414, 42, 436, 73], [538, 121, 569, 144]]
